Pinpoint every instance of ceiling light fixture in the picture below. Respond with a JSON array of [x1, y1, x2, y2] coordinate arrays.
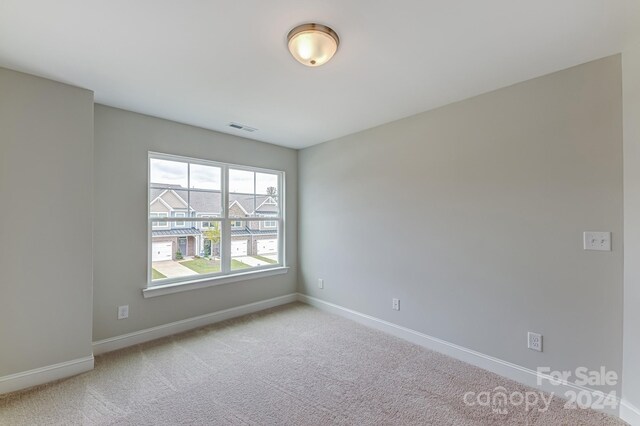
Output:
[[287, 23, 339, 67]]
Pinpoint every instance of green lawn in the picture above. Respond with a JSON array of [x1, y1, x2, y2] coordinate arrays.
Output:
[[180, 258, 252, 274], [152, 268, 166, 280], [251, 255, 277, 264], [231, 259, 251, 270], [180, 258, 221, 274]]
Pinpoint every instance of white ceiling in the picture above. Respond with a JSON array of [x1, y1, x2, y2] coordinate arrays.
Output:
[[1, 1, 639, 149]]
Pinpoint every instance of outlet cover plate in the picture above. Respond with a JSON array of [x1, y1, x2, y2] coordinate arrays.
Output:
[[583, 231, 611, 251], [528, 332, 542, 352]]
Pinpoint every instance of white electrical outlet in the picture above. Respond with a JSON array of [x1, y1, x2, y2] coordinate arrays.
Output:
[[528, 332, 542, 352], [392, 298, 400, 311], [118, 305, 129, 320], [318, 279, 324, 289], [583, 231, 611, 251]]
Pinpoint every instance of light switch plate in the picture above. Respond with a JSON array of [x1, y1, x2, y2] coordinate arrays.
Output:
[[583, 231, 611, 251], [118, 305, 129, 320]]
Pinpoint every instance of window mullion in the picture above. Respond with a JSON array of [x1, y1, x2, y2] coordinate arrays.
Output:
[[221, 165, 231, 274], [187, 162, 191, 226], [279, 172, 284, 266]]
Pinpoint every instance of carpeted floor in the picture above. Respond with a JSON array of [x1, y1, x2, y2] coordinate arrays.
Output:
[[0, 303, 626, 425]]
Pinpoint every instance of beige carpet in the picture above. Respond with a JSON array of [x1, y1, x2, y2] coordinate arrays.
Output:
[[0, 303, 626, 425]]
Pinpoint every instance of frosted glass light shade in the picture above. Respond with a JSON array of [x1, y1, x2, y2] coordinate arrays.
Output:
[[287, 23, 339, 67]]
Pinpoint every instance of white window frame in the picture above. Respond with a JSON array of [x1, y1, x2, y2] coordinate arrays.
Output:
[[146, 152, 287, 297], [174, 212, 186, 227], [262, 220, 277, 229], [150, 212, 169, 229], [197, 213, 218, 228]]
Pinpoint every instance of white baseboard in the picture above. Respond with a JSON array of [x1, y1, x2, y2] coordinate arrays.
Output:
[[621, 399, 640, 425], [297, 293, 620, 416], [93, 293, 298, 355], [0, 355, 94, 395]]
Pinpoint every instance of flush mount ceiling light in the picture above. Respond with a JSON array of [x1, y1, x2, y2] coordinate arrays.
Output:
[[287, 23, 339, 67]]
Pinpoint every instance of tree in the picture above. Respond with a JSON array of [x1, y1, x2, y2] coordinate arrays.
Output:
[[202, 222, 221, 257], [266, 186, 278, 203]]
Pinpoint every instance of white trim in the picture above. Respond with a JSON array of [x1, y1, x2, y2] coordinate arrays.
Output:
[[149, 151, 281, 175], [621, 399, 640, 425], [148, 152, 285, 287], [150, 193, 173, 211], [143, 266, 289, 298], [150, 211, 170, 229], [174, 211, 186, 227], [255, 196, 278, 212], [229, 200, 250, 216], [0, 355, 94, 395], [222, 166, 230, 275], [149, 188, 189, 211], [297, 294, 620, 416], [166, 189, 190, 209], [260, 220, 277, 230], [93, 293, 297, 355]]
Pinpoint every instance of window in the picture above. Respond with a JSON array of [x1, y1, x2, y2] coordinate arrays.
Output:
[[174, 212, 186, 227], [149, 153, 284, 288], [150, 212, 169, 229], [196, 213, 218, 229]]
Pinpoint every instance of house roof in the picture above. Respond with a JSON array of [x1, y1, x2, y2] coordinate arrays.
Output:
[[152, 228, 202, 237], [150, 184, 278, 216], [231, 228, 277, 237], [151, 227, 274, 238]]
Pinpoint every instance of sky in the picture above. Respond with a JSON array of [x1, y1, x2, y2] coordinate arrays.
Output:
[[150, 158, 278, 194]]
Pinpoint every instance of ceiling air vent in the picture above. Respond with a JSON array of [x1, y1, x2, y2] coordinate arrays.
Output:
[[228, 122, 257, 132]]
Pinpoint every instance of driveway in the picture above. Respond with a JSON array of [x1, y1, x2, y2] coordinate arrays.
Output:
[[153, 260, 198, 278], [236, 256, 271, 267]]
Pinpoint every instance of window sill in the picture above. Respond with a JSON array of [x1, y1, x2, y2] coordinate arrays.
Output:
[[142, 267, 289, 298]]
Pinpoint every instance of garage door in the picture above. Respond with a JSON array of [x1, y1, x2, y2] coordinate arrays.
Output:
[[231, 240, 248, 256], [257, 239, 277, 255], [152, 242, 173, 261]]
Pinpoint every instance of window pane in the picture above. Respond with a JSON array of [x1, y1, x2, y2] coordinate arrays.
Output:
[[151, 221, 221, 284], [256, 172, 278, 195], [190, 164, 221, 190], [189, 190, 222, 216], [229, 169, 254, 193], [231, 220, 279, 271], [228, 170, 280, 218], [150, 158, 188, 187]]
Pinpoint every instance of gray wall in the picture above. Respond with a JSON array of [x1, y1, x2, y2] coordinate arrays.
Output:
[[93, 105, 297, 341], [623, 44, 640, 412], [0, 68, 94, 375], [298, 55, 623, 393]]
